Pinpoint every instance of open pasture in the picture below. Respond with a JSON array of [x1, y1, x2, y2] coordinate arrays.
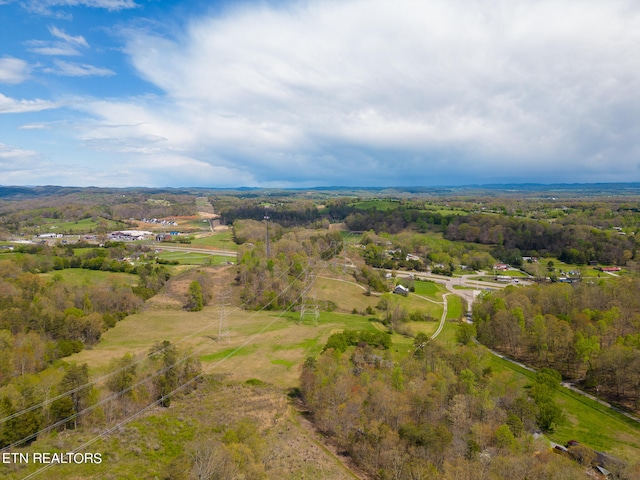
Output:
[[156, 250, 230, 265], [190, 229, 238, 250], [69, 304, 388, 387], [36, 216, 126, 234], [40, 268, 138, 286]]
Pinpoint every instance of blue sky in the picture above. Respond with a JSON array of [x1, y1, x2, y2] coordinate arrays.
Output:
[[1, 0, 639, 188]]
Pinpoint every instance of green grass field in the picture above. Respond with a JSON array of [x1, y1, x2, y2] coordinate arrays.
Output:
[[190, 230, 238, 250], [0, 252, 20, 261], [349, 199, 400, 211], [156, 251, 231, 266], [412, 279, 441, 296], [35, 217, 126, 234], [177, 218, 210, 231], [419, 206, 469, 216], [69, 305, 387, 387], [39, 268, 138, 286], [491, 269, 529, 277]]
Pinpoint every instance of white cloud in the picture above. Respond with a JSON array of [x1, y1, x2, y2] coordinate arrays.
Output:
[[0, 57, 31, 84], [19, 123, 51, 130], [0, 143, 38, 159], [49, 26, 89, 48], [22, 0, 137, 16], [0, 93, 60, 113], [0, 143, 41, 176], [44, 0, 136, 8], [45, 59, 115, 76], [26, 39, 81, 56], [27, 24, 90, 57], [75, 0, 640, 186]]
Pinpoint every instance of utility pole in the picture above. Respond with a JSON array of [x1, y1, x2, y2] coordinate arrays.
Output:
[[343, 240, 347, 272]]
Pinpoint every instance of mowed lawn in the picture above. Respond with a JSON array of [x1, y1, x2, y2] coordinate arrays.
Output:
[[314, 276, 445, 315]]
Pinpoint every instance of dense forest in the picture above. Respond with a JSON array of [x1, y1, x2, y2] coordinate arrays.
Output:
[[473, 279, 640, 410], [300, 340, 598, 479], [445, 214, 637, 266]]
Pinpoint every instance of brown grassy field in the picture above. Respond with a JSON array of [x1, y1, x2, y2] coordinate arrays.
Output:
[[2, 378, 360, 480], [71, 305, 386, 387]]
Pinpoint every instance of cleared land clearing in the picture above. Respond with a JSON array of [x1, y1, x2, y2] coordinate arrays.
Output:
[[314, 276, 379, 312], [69, 303, 385, 387], [175, 216, 210, 231], [314, 275, 446, 320]]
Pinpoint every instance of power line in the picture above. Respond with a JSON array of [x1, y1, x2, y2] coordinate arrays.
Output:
[[0, 259, 297, 428], [2, 260, 313, 453], [19, 261, 324, 480]]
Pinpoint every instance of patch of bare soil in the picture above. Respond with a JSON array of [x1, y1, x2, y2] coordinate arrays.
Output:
[[145, 266, 237, 310]]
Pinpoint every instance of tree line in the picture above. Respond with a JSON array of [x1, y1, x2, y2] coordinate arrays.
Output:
[[445, 214, 636, 266]]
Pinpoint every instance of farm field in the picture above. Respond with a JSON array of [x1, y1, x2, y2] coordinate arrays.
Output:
[[33, 217, 127, 234], [189, 230, 238, 250], [39, 268, 138, 286], [156, 250, 231, 266]]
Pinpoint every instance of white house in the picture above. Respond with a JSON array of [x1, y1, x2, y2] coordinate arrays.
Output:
[[394, 285, 409, 295]]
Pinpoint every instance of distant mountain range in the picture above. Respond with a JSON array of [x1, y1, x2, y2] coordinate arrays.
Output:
[[1, 182, 640, 200]]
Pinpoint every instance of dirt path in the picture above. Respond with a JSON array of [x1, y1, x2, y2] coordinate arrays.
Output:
[[431, 293, 450, 339]]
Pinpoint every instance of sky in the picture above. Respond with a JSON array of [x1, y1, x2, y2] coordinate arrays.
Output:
[[0, 0, 639, 188]]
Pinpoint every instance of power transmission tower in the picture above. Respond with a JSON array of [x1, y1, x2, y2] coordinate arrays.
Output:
[[299, 291, 319, 326], [217, 290, 231, 343], [299, 270, 319, 326]]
